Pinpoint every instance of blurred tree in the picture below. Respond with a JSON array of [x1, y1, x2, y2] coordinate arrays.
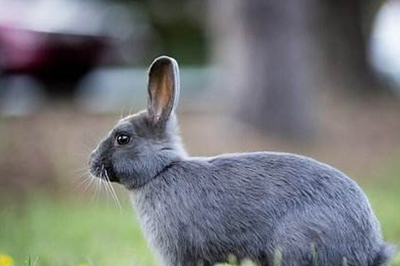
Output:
[[127, 0, 208, 65], [208, 0, 316, 139], [317, 0, 384, 94], [208, 0, 388, 139]]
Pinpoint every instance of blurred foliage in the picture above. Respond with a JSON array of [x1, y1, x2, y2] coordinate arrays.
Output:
[[123, 0, 207, 65]]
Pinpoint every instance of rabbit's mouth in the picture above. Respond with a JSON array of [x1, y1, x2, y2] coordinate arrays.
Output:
[[90, 163, 119, 183]]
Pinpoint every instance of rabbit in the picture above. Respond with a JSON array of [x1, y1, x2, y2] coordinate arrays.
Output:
[[89, 56, 394, 266]]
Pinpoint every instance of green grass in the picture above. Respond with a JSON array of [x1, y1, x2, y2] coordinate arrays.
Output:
[[0, 196, 156, 266], [362, 158, 400, 249], [0, 173, 399, 266]]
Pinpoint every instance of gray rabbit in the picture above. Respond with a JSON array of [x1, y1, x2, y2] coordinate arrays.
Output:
[[89, 56, 394, 266]]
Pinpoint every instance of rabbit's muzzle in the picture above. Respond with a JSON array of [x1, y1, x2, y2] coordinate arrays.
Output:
[[89, 150, 119, 183]]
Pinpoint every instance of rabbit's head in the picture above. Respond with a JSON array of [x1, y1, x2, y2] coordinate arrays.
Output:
[[89, 56, 186, 189]]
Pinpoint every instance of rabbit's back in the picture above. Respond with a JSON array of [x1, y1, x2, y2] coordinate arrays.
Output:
[[133, 152, 390, 266]]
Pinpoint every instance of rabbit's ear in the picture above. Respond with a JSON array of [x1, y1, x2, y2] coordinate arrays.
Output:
[[147, 56, 180, 125]]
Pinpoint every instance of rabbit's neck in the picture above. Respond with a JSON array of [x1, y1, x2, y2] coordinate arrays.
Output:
[[122, 152, 181, 190], [123, 114, 188, 190], [165, 114, 188, 158]]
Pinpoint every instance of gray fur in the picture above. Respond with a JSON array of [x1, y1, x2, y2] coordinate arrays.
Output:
[[89, 56, 394, 266]]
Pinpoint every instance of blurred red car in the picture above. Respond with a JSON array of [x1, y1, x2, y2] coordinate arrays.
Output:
[[0, 25, 107, 88], [0, 0, 135, 97]]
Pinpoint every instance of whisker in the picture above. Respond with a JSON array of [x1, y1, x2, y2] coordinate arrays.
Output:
[[98, 165, 106, 195], [94, 169, 102, 203], [76, 170, 91, 180], [100, 168, 112, 200], [74, 166, 90, 174], [83, 141, 93, 151], [105, 169, 122, 212], [73, 169, 92, 192], [77, 173, 91, 188], [101, 168, 122, 213], [120, 107, 125, 120], [83, 174, 97, 192]]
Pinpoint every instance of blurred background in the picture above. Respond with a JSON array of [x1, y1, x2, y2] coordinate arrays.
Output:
[[0, 0, 400, 265]]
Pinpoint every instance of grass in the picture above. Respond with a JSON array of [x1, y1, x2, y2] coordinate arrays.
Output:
[[0, 195, 155, 266], [0, 165, 399, 266]]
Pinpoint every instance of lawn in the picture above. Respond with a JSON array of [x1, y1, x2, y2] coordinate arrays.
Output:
[[0, 195, 155, 266], [0, 170, 399, 266]]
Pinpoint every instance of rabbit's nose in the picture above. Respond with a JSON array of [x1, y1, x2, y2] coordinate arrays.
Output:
[[89, 150, 98, 165]]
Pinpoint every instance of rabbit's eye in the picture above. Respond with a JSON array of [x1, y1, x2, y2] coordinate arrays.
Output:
[[116, 134, 131, 146]]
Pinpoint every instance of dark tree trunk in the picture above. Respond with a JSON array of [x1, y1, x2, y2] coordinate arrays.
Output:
[[317, 0, 382, 93], [208, 0, 317, 139], [207, 0, 385, 139]]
